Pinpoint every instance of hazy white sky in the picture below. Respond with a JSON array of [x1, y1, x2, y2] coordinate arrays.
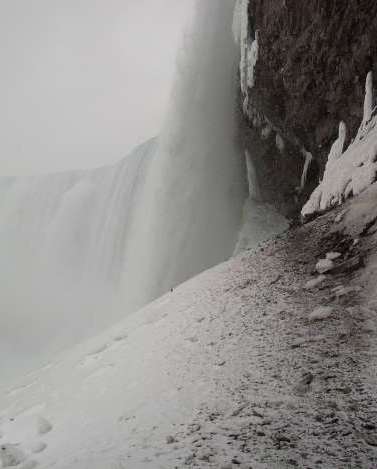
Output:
[[0, 0, 195, 176]]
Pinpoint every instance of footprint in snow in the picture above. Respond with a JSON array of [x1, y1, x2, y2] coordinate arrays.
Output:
[[87, 344, 109, 356], [0, 444, 27, 467], [37, 417, 53, 435], [30, 441, 47, 454], [79, 343, 110, 368], [112, 333, 128, 342]]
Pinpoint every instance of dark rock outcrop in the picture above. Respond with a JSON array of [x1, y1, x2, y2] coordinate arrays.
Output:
[[242, 0, 377, 217]]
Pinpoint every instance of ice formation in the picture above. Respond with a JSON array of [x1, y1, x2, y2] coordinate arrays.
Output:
[[233, 0, 258, 112], [302, 72, 377, 218], [300, 148, 313, 190], [234, 150, 289, 255]]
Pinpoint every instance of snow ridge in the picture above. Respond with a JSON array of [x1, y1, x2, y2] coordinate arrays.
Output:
[[302, 72, 377, 218]]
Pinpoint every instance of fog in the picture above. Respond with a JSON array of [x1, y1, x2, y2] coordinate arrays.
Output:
[[0, 1, 251, 384], [0, 0, 195, 176]]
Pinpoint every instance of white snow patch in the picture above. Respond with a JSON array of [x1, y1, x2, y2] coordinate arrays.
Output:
[[304, 275, 327, 290], [316, 258, 334, 274], [309, 306, 334, 322], [326, 252, 342, 261]]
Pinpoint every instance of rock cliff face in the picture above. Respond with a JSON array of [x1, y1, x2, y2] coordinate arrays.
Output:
[[240, 0, 377, 217]]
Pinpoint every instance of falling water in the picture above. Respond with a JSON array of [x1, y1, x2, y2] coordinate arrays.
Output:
[[0, 1, 261, 380]]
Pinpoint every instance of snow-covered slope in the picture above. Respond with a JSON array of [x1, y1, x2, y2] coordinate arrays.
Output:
[[1, 187, 377, 468]]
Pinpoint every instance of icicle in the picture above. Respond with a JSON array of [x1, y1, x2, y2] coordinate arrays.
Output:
[[246, 31, 259, 89], [239, 0, 251, 96], [356, 71, 374, 140], [300, 148, 313, 190], [245, 149, 261, 200], [364, 71, 373, 124]]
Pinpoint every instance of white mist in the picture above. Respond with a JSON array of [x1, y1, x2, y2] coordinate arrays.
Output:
[[0, 1, 250, 382]]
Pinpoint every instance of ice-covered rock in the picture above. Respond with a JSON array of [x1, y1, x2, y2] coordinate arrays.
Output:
[[302, 72, 377, 218], [326, 252, 342, 261], [304, 275, 327, 290], [309, 306, 334, 322], [316, 259, 334, 274], [233, 0, 258, 113]]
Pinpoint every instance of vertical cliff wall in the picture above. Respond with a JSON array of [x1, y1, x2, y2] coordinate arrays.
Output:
[[236, 0, 377, 217]]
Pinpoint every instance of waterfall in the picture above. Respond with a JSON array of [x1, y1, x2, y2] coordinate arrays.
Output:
[[0, 140, 156, 379], [119, 1, 247, 308], [0, 1, 249, 380]]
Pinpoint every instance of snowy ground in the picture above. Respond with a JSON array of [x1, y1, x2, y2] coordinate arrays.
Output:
[[2, 185, 377, 468]]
